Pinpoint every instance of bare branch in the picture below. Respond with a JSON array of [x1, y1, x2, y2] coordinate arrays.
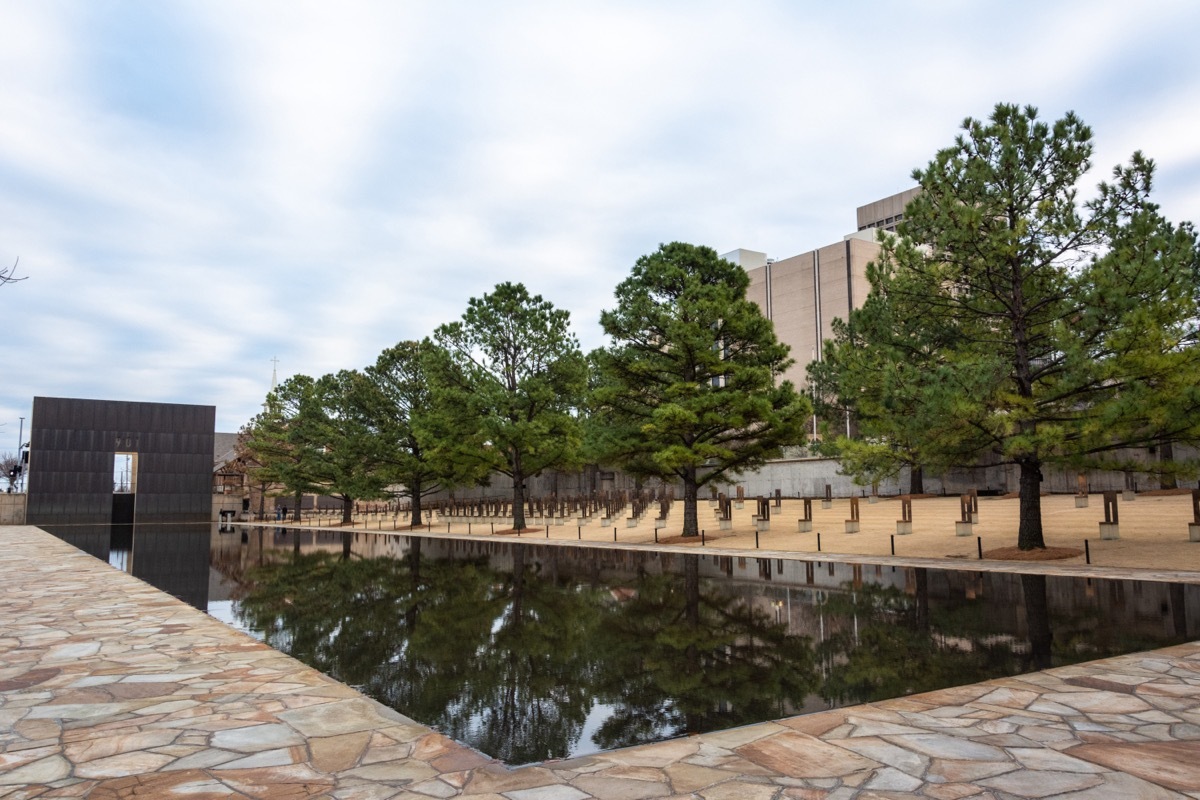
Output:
[[0, 257, 26, 286]]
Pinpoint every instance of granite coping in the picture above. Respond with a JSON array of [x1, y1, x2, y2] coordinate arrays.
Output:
[[3, 524, 1200, 799]]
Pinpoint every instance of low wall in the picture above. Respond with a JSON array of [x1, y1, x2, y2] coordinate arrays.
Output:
[[720, 458, 1198, 499], [427, 448, 1199, 504], [212, 494, 243, 520], [0, 493, 25, 525]]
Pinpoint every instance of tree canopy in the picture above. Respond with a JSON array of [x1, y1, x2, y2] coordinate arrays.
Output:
[[308, 369, 395, 522], [241, 371, 395, 522], [364, 340, 459, 526], [814, 104, 1200, 549], [240, 374, 326, 520], [592, 242, 810, 537], [426, 282, 588, 530]]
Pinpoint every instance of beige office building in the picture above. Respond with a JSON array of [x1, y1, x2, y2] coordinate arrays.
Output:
[[726, 188, 918, 390]]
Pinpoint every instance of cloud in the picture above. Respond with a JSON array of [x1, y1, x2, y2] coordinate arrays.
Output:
[[1, 1, 1198, 432]]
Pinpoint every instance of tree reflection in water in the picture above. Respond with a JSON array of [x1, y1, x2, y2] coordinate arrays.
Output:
[[592, 555, 816, 750], [229, 540, 1195, 763], [815, 568, 1192, 708], [234, 546, 816, 762], [816, 572, 1025, 706]]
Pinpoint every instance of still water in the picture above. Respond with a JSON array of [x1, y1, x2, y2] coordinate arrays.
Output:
[[44, 523, 1200, 766]]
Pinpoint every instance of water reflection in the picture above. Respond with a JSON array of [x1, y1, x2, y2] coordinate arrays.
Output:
[[41, 522, 212, 610], [210, 529, 1199, 764], [37, 520, 1198, 764], [590, 554, 816, 751], [225, 537, 809, 763]]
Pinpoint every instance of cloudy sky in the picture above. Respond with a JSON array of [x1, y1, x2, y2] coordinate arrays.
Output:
[[2, 1, 1199, 438]]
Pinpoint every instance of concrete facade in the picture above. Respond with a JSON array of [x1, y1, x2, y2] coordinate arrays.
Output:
[[714, 453, 1199, 499], [0, 492, 24, 524], [856, 185, 920, 232], [732, 189, 914, 389]]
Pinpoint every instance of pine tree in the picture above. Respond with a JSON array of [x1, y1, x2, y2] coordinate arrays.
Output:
[[363, 340, 459, 527], [241, 374, 324, 522], [821, 104, 1200, 549], [426, 282, 587, 531], [309, 370, 394, 524], [592, 242, 810, 537]]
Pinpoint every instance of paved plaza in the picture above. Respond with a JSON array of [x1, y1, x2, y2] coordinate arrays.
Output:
[[5, 495, 1200, 798]]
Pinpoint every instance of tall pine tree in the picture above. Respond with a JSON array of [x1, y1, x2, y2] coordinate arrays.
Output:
[[592, 242, 810, 537], [820, 104, 1200, 549], [426, 282, 587, 531]]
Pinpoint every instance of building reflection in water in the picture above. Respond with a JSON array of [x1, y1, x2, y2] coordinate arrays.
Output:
[[41, 522, 212, 610]]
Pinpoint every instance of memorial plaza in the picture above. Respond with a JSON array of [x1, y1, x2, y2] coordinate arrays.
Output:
[[5, 489, 1200, 798]]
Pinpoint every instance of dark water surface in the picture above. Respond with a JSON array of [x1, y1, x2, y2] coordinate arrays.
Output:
[[44, 523, 1200, 765]]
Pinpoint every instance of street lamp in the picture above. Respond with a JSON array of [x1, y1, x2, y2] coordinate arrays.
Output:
[[16, 416, 24, 493]]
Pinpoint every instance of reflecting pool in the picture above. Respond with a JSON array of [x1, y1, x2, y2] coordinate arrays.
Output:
[[204, 526, 1200, 765]]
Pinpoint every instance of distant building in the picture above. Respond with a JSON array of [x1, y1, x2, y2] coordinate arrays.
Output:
[[212, 431, 244, 497], [725, 188, 918, 390]]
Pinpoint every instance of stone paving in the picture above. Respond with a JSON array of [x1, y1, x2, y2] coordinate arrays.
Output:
[[6, 525, 1200, 798]]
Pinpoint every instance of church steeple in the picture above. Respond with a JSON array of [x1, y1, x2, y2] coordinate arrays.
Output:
[[262, 357, 280, 414]]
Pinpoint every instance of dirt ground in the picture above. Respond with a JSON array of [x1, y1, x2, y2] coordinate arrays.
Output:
[[456, 491, 1200, 573]]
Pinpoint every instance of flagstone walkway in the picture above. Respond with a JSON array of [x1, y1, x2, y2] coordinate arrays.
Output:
[[5, 525, 1200, 799]]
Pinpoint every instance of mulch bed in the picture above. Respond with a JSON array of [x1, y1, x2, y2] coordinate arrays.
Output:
[[655, 532, 731, 545]]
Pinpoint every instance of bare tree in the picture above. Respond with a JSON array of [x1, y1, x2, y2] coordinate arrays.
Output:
[[1, 257, 26, 286], [2, 452, 20, 492]]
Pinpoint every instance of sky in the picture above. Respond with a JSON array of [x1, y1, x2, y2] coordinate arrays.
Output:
[[2, 1, 1199, 439]]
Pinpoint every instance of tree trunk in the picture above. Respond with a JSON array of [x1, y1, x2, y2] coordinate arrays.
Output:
[[914, 567, 929, 632], [681, 466, 699, 537], [1161, 442, 1178, 489], [909, 464, 924, 495], [1017, 459, 1045, 550], [512, 544, 526, 620], [292, 490, 302, 523], [683, 555, 701, 734], [410, 476, 424, 526], [1171, 582, 1188, 638], [342, 496, 353, 525], [1021, 573, 1052, 670], [512, 470, 527, 531], [409, 536, 422, 581], [405, 536, 422, 632], [684, 555, 700, 626]]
